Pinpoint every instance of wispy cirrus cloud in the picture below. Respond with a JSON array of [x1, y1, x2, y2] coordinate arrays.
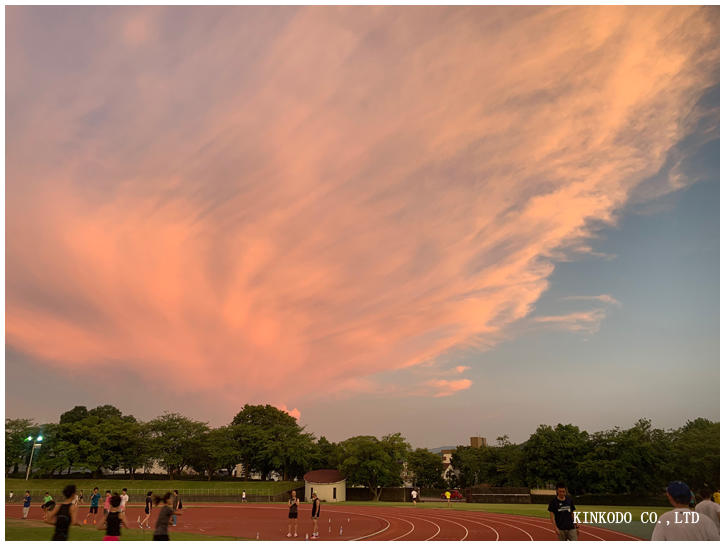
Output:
[[533, 309, 609, 334], [6, 6, 718, 416], [564, 294, 622, 306]]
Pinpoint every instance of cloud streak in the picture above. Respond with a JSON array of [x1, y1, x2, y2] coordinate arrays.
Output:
[[6, 6, 718, 416]]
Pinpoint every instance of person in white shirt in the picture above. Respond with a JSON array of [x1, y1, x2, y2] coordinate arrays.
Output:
[[652, 481, 719, 541], [120, 488, 130, 514], [695, 489, 720, 531], [411, 489, 418, 505]]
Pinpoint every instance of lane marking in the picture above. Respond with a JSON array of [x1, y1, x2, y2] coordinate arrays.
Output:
[[442, 514, 500, 541]]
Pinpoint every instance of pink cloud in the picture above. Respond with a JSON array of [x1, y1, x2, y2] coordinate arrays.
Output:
[[533, 309, 608, 334], [454, 366, 470, 374], [426, 379, 474, 398], [5, 6, 718, 417], [275, 404, 302, 421]]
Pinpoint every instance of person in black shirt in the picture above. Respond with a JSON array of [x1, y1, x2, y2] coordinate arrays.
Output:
[[46, 484, 80, 541], [153, 492, 178, 541], [97, 494, 129, 541], [287, 490, 299, 538], [548, 483, 578, 541], [310, 492, 321, 539], [139, 491, 153, 529]]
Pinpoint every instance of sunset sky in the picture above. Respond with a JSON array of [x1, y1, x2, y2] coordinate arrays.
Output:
[[5, 6, 719, 447]]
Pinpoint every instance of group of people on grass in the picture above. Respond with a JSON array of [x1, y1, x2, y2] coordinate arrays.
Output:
[[23, 485, 183, 541], [549, 481, 720, 541]]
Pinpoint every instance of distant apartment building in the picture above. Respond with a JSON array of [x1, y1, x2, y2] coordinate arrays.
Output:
[[440, 449, 456, 482], [436, 436, 489, 484]]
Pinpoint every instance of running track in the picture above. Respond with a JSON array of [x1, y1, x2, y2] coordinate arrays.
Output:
[[5, 503, 642, 541]]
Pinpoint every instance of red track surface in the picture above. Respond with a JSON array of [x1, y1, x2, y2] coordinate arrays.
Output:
[[6, 503, 641, 541]]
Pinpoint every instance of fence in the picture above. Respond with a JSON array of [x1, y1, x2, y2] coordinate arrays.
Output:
[[534, 494, 670, 507], [8, 487, 300, 504], [345, 487, 415, 502], [465, 486, 532, 504]]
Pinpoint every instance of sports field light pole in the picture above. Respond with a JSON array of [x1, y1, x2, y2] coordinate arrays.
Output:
[[24, 435, 43, 480]]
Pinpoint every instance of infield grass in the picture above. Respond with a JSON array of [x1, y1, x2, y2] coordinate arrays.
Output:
[[6, 479, 299, 497]]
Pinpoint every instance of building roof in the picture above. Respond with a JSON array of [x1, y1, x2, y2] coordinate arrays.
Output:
[[304, 469, 345, 484]]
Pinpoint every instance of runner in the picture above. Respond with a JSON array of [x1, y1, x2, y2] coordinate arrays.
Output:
[[77, 490, 84, 505], [84, 488, 101, 525], [548, 483, 578, 541], [97, 493, 129, 541], [310, 492, 321, 539], [242, 490, 247, 503], [171, 490, 181, 527], [22, 491, 31, 519], [153, 492, 178, 541], [411, 489, 418, 505], [9, 490, 14, 503], [139, 491, 153, 529], [103, 490, 112, 517], [444, 490, 451, 507], [45, 485, 79, 541], [120, 488, 129, 514], [287, 490, 299, 537], [41, 492, 55, 521]]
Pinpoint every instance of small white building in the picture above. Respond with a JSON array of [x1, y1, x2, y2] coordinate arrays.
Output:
[[304, 469, 346, 502]]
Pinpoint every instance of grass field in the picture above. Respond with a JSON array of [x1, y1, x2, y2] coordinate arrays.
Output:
[[4, 519, 244, 541], [5, 479, 300, 498]]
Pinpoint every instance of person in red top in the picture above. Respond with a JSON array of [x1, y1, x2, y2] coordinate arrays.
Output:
[[103, 491, 112, 516]]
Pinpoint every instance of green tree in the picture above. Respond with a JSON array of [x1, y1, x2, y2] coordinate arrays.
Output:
[[451, 446, 484, 488], [59, 406, 89, 424], [407, 448, 444, 488], [309, 437, 340, 470], [188, 426, 243, 480], [5, 418, 37, 475], [230, 404, 311, 480], [522, 424, 589, 493], [88, 405, 123, 421], [493, 440, 525, 486], [671, 418, 719, 494], [148, 413, 209, 479], [608, 419, 671, 495], [578, 428, 630, 494], [117, 417, 152, 478], [338, 434, 410, 500]]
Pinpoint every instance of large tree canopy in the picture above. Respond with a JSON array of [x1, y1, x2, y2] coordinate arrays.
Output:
[[338, 434, 410, 500]]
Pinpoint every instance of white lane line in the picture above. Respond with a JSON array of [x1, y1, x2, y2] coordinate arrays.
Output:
[[383, 513, 441, 541], [364, 507, 470, 541], [433, 516, 469, 541], [443, 514, 500, 541], [578, 524, 643, 541], [479, 512, 605, 541], [350, 515, 391, 541], [390, 516, 416, 541], [462, 512, 534, 541]]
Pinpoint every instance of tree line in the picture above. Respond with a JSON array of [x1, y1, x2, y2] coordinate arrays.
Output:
[[6, 407, 718, 497], [450, 418, 719, 496]]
